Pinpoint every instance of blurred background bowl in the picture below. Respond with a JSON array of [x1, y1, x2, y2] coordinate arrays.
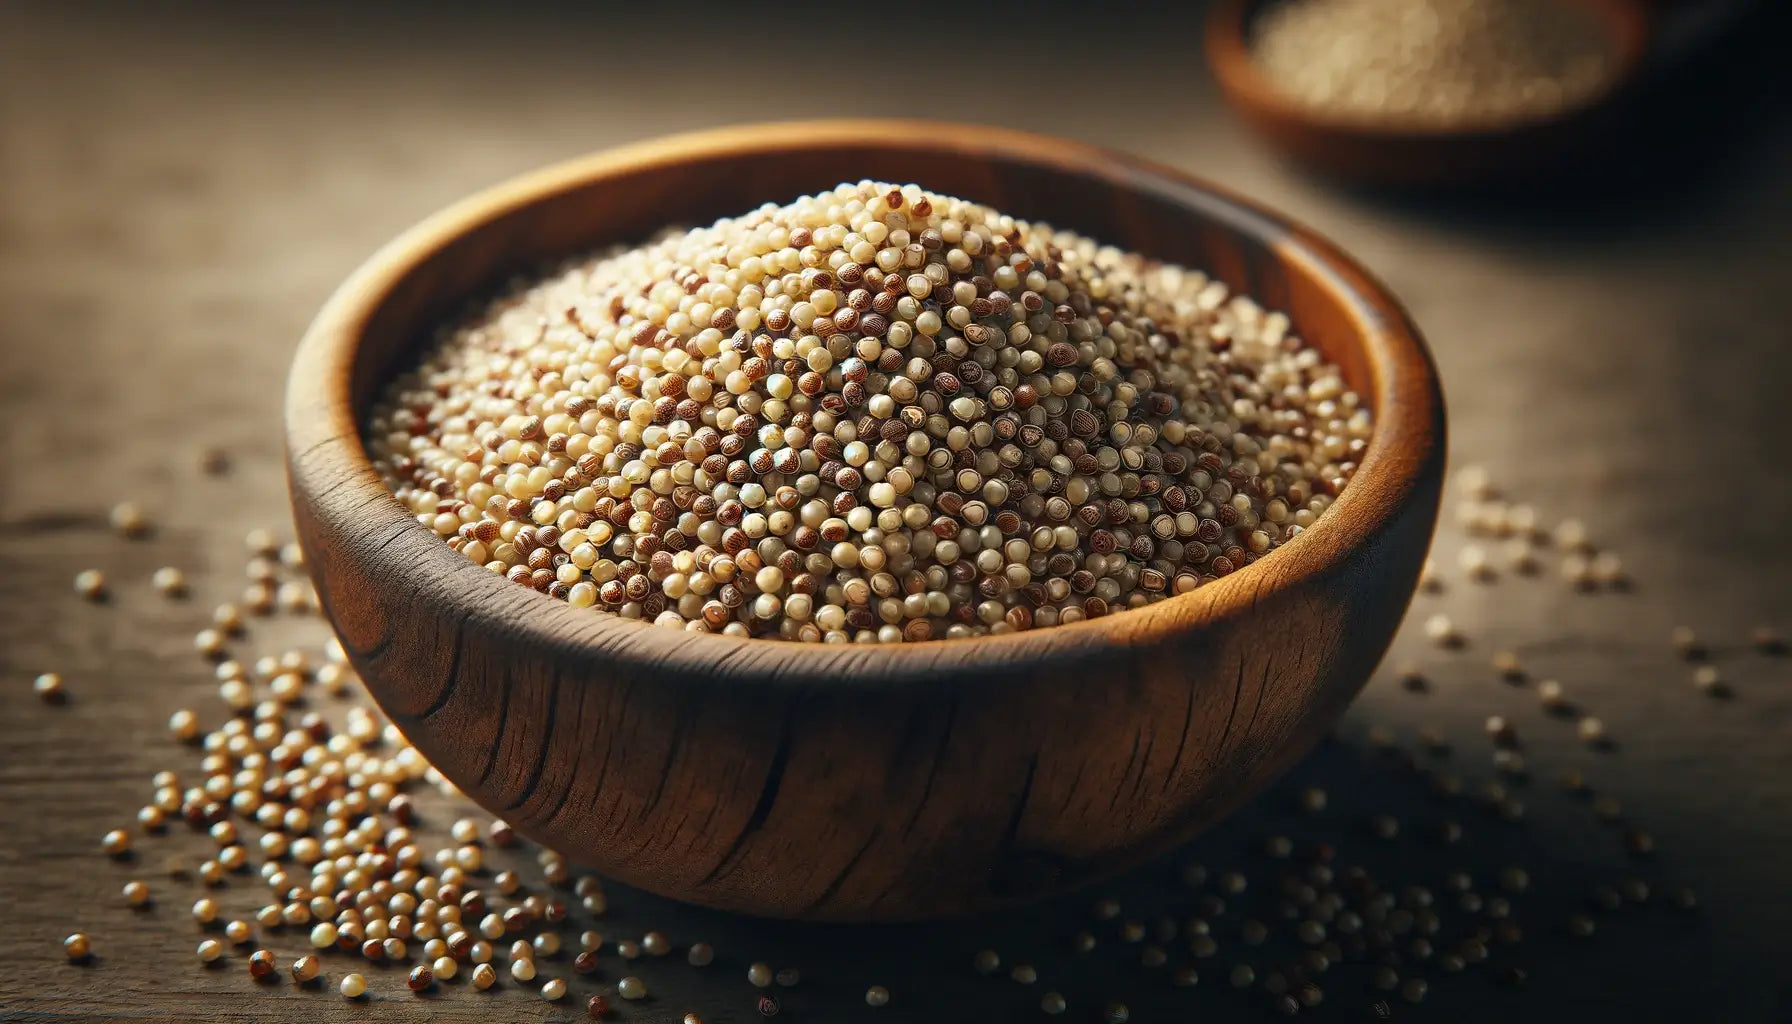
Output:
[[1206, 0, 1654, 188]]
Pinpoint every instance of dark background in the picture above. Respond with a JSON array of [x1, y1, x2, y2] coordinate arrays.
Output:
[[3, 1, 1790, 1021]]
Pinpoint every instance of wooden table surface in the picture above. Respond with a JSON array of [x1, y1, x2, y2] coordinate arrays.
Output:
[[3, 2, 1789, 1021]]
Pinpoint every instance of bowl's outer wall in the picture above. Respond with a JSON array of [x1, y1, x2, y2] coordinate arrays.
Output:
[[288, 124, 1445, 920]]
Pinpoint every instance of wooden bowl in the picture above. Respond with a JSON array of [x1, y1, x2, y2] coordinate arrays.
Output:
[[1207, 0, 1654, 187], [285, 120, 1445, 921]]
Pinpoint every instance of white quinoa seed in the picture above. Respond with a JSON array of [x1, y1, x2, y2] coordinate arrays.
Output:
[[1537, 679, 1567, 710], [74, 569, 107, 601], [1692, 664, 1726, 695], [110, 501, 149, 537], [1424, 613, 1460, 646], [152, 566, 187, 597]]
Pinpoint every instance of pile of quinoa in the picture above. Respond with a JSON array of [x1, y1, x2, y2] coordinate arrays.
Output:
[[1251, 0, 1618, 127], [369, 182, 1369, 642]]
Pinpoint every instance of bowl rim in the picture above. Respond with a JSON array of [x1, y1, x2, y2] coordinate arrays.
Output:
[[286, 118, 1443, 687], [1205, 0, 1654, 141]]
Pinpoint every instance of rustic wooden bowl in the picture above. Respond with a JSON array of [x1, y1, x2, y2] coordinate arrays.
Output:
[[1207, 0, 1654, 187], [285, 120, 1445, 921]]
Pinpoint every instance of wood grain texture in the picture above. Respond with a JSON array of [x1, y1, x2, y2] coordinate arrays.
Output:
[[283, 121, 1446, 921], [1206, 0, 1655, 187]]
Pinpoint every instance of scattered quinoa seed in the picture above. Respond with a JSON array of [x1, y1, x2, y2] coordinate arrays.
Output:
[[74, 569, 107, 601], [248, 949, 276, 981], [865, 985, 890, 1007], [1459, 544, 1493, 580], [1577, 716, 1608, 746], [152, 567, 187, 597], [1396, 663, 1427, 692], [1504, 538, 1538, 573], [1671, 626, 1704, 659], [110, 501, 149, 537], [1589, 551, 1625, 586], [1491, 650, 1523, 680], [1454, 465, 1494, 501], [1692, 665, 1726, 696], [1424, 613, 1460, 646], [1555, 518, 1590, 551], [618, 976, 647, 1000], [1537, 679, 1567, 711], [33, 672, 66, 703], [64, 933, 92, 962], [1561, 553, 1593, 589]]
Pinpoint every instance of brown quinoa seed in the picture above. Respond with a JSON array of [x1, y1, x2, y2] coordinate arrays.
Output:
[[64, 933, 92, 962], [248, 949, 277, 980]]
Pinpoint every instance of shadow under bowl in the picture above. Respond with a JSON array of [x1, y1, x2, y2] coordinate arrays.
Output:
[[285, 119, 1446, 921]]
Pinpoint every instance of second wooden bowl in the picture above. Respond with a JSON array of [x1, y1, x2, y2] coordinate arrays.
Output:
[[1208, 0, 1654, 187], [285, 120, 1445, 921]]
